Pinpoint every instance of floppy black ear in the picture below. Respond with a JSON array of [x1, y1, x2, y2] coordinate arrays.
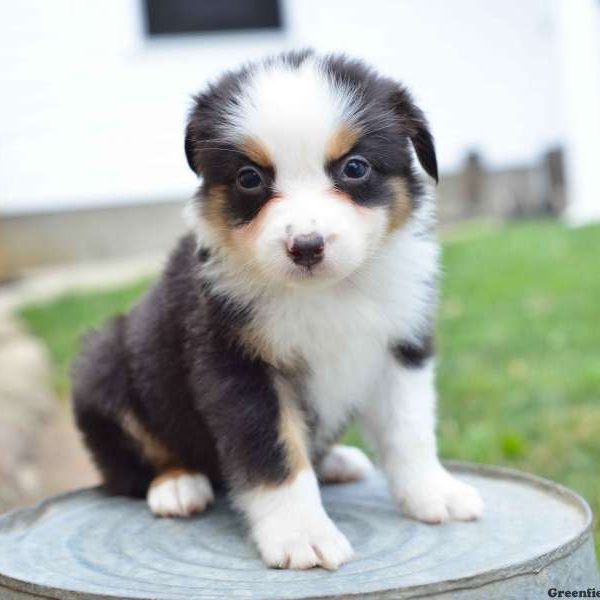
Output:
[[391, 87, 438, 183], [184, 124, 197, 174], [184, 92, 210, 176]]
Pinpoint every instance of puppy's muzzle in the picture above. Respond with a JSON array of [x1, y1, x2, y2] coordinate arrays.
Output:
[[287, 233, 325, 268]]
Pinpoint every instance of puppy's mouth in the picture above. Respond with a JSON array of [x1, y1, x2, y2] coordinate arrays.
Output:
[[283, 257, 344, 288], [290, 263, 320, 279]]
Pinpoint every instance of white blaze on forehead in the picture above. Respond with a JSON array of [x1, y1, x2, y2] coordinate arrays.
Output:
[[226, 58, 360, 182]]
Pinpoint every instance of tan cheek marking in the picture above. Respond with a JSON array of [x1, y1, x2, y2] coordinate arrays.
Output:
[[330, 183, 410, 232], [202, 184, 232, 243], [121, 411, 173, 471], [228, 195, 283, 273], [234, 193, 282, 246], [241, 136, 273, 168], [325, 125, 361, 163], [387, 177, 413, 232]]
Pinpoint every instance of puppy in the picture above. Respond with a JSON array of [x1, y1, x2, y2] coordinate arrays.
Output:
[[72, 50, 483, 571]]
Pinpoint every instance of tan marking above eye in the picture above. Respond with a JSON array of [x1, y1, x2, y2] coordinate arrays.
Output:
[[325, 125, 361, 163], [241, 136, 273, 168]]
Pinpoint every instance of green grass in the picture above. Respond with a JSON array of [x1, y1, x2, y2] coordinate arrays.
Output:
[[20, 220, 600, 553], [20, 278, 152, 399]]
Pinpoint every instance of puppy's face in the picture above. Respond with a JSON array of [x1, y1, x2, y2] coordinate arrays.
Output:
[[186, 52, 437, 286]]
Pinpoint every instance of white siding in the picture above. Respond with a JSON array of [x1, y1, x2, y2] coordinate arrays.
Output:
[[0, 0, 562, 214], [555, 0, 600, 225]]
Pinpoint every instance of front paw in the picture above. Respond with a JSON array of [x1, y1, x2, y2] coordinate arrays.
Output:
[[253, 513, 353, 570], [393, 466, 484, 524]]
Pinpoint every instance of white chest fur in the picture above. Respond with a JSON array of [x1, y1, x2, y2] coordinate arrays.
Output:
[[199, 211, 439, 448], [252, 225, 439, 448]]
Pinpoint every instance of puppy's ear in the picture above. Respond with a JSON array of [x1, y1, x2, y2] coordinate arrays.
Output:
[[185, 92, 210, 176], [391, 87, 438, 183], [184, 123, 197, 175]]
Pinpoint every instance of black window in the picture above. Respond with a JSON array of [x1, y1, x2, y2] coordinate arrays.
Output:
[[143, 0, 282, 36]]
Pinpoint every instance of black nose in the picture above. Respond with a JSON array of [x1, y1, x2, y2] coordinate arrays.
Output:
[[288, 233, 325, 267]]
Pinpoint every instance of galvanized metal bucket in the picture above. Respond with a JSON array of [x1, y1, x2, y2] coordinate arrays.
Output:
[[0, 462, 597, 599]]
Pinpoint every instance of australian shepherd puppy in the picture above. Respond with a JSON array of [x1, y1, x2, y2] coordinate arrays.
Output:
[[73, 50, 483, 570]]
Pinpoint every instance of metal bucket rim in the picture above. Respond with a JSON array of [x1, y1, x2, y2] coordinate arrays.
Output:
[[0, 461, 594, 600]]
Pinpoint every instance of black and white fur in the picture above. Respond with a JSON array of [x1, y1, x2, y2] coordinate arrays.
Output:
[[73, 51, 483, 571]]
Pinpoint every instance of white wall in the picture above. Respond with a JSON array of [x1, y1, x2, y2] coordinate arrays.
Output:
[[555, 0, 600, 225], [0, 0, 563, 215]]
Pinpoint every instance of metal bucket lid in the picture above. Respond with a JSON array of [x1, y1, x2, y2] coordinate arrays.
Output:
[[0, 462, 596, 599]]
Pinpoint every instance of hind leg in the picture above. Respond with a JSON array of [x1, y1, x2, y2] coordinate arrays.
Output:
[[318, 445, 374, 483], [147, 468, 214, 517], [75, 407, 155, 498], [73, 319, 157, 498], [78, 407, 215, 516]]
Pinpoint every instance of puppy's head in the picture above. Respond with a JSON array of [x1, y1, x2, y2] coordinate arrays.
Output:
[[186, 51, 437, 287]]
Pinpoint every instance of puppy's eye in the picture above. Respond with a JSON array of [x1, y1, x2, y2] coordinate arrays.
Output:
[[341, 156, 371, 181], [237, 167, 264, 191]]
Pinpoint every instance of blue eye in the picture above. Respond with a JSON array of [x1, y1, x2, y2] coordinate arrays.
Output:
[[237, 167, 264, 191], [342, 157, 370, 180]]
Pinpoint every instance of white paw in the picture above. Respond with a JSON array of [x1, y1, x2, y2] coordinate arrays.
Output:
[[240, 470, 354, 570], [147, 472, 214, 517], [394, 466, 484, 524], [254, 513, 353, 570], [318, 445, 374, 483]]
